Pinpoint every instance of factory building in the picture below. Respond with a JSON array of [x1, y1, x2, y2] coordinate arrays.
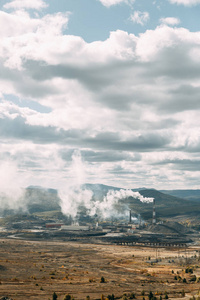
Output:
[[60, 225, 90, 231], [46, 223, 64, 229]]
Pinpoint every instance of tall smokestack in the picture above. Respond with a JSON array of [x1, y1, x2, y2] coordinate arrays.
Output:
[[152, 199, 156, 224], [129, 209, 132, 223], [139, 214, 141, 227]]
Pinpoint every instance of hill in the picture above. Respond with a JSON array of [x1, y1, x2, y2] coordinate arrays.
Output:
[[1, 184, 200, 222], [160, 189, 200, 202], [117, 188, 200, 220]]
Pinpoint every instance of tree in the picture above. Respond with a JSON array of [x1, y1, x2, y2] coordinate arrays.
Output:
[[148, 291, 154, 300], [100, 276, 105, 283], [53, 292, 58, 300]]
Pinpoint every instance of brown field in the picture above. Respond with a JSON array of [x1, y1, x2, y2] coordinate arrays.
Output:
[[0, 238, 200, 300]]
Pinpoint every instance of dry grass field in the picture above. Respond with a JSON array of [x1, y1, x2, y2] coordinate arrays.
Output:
[[0, 238, 200, 300]]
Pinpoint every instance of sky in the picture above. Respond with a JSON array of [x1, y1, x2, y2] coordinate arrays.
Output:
[[0, 0, 200, 191]]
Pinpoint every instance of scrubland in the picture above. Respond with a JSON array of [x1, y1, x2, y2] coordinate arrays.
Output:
[[0, 239, 200, 300]]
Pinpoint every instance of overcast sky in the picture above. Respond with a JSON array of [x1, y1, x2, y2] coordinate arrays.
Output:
[[0, 0, 200, 190]]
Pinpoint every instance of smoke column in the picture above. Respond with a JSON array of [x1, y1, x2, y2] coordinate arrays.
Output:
[[0, 160, 26, 212], [90, 189, 154, 219], [59, 151, 154, 219], [59, 150, 93, 217]]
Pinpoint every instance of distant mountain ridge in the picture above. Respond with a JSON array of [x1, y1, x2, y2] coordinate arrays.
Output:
[[160, 189, 200, 202], [1, 184, 200, 220], [79, 184, 200, 220]]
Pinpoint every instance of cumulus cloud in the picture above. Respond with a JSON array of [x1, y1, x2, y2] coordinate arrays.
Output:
[[3, 0, 48, 10], [154, 158, 200, 172], [60, 149, 141, 163], [1, 5, 200, 189], [169, 0, 200, 6], [130, 11, 150, 25], [160, 17, 180, 26], [98, 0, 134, 7]]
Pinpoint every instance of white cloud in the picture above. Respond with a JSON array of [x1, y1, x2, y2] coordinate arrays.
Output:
[[169, 0, 200, 6], [160, 17, 180, 26], [98, 0, 134, 7], [130, 11, 150, 26], [1, 7, 200, 189], [0, 10, 70, 69], [3, 0, 48, 10]]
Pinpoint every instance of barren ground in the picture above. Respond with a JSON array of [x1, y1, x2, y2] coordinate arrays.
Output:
[[0, 238, 200, 300]]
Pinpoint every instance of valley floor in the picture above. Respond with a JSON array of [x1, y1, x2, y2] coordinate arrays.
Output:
[[0, 239, 200, 300]]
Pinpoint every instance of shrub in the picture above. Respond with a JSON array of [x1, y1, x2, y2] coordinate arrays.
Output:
[[185, 268, 193, 274], [190, 275, 197, 282], [130, 293, 136, 299], [50, 271, 55, 275], [100, 276, 105, 283], [141, 291, 145, 296], [53, 292, 57, 300], [148, 291, 154, 300], [107, 295, 114, 300], [64, 295, 71, 300], [181, 290, 185, 297]]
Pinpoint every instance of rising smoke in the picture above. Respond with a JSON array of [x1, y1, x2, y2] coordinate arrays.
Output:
[[92, 189, 154, 219], [0, 160, 26, 213], [59, 151, 154, 220], [59, 150, 94, 217], [0, 151, 154, 219]]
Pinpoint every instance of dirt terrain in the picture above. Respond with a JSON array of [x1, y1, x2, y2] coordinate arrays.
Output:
[[0, 239, 200, 300]]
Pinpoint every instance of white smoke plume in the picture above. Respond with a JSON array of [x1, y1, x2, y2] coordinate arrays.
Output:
[[0, 160, 26, 212], [89, 189, 154, 219], [59, 150, 93, 217], [59, 151, 154, 219]]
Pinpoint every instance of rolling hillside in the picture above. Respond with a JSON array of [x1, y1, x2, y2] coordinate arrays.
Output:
[[161, 189, 200, 202], [1, 184, 200, 221]]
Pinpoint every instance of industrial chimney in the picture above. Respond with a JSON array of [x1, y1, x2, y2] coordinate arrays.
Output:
[[129, 209, 132, 223], [152, 199, 156, 224]]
